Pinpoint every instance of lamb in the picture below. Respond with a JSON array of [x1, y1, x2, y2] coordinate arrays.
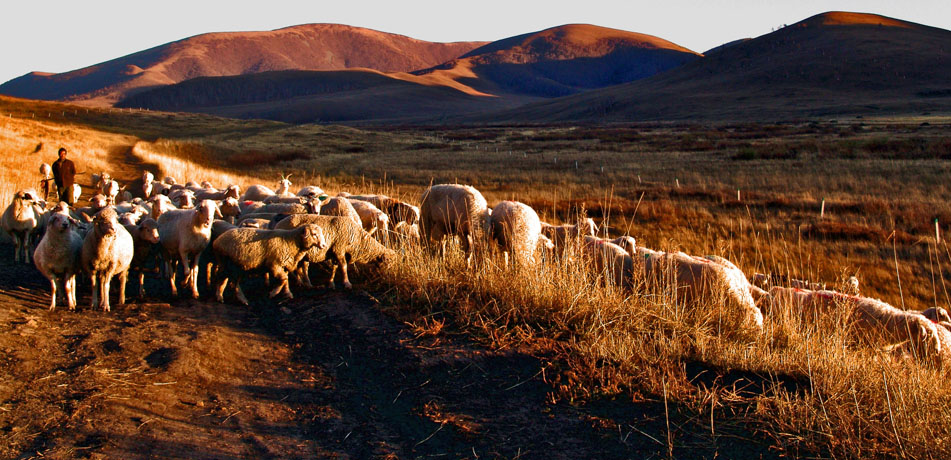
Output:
[[241, 184, 277, 202], [418, 184, 491, 264], [80, 207, 134, 312], [34, 213, 83, 310], [318, 197, 361, 226], [2, 189, 40, 263], [157, 199, 221, 298], [196, 184, 240, 201], [273, 214, 395, 290], [348, 194, 420, 225], [212, 224, 327, 304], [637, 248, 764, 332], [347, 199, 389, 236], [540, 218, 598, 256], [488, 200, 544, 268], [123, 217, 161, 298]]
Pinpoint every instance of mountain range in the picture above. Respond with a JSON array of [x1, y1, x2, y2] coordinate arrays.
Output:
[[2, 12, 949, 123]]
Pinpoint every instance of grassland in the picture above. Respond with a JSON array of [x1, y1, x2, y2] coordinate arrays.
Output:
[[3, 95, 951, 457]]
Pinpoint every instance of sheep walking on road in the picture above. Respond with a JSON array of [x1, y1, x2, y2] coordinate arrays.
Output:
[[2, 190, 40, 263], [213, 224, 327, 304], [81, 207, 134, 312], [157, 200, 221, 298], [34, 213, 83, 310]]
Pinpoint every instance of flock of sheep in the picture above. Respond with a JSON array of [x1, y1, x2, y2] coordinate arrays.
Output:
[[5, 166, 951, 368]]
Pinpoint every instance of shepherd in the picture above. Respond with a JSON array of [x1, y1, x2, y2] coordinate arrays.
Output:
[[52, 147, 76, 205]]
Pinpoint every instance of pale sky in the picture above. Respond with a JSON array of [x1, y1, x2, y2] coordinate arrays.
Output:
[[2, 0, 949, 84]]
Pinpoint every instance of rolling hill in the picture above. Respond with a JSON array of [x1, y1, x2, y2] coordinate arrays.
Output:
[[0, 24, 486, 106], [115, 24, 700, 123], [486, 12, 951, 122]]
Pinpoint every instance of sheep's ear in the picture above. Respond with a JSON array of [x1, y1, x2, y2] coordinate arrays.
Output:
[[214, 207, 223, 218]]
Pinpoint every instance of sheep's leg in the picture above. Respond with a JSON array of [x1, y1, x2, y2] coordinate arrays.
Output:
[[66, 275, 76, 311], [101, 275, 112, 312], [12, 235, 21, 263], [167, 259, 179, 297], [268, 269, 289, 298], [137, 271, 146, 298], [48, 277, 57, 311], [117, 271, 128, 305], [337, 253, 352, 290], [234, 275, 249, 306], [90, 274, 99, 309], [188, 253, 201, 298]]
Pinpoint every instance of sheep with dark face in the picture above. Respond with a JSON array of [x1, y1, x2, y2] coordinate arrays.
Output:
[[81, 207, 134, 312], [212, 224, 327, 304], [419, 184, 490, 265], [34, 213, 83, 310], [272, 214, 395, 290], [157, 200, 221, 298], [2, 189, 41, 263]]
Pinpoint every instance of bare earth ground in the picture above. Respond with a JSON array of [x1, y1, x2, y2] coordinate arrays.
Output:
[[0, 147, 782, 460]]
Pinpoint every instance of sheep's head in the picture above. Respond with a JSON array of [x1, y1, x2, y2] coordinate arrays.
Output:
[[219, 198, 241, 218], [613, 236, 637, 257], [138, 218, 160, 244], [376, 212, 389, 232], [406, 205, 420, 225], [142, 171, 154, 184], [90, 194, 108, 210], [195, 200, 221, 226], [301, 224, 328, 250], [94, 207, 119, 235], [40, 163, 52, 178], [173, 190, 196, 209], [52, 202, 70, 215], [201, 180, 214, 189], [225, 185, 241, 199], [163, 176, 177, 185], [578, 218, 598, 236], [49, 213, 72, 232]]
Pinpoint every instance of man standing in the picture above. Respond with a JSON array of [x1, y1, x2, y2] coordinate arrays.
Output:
[[52, 147, 76, 204]]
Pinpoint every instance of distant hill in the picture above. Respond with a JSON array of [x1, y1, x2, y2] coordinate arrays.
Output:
[[116, 24, 699, 123], [485, 12, 951, 122], [0, 24, 486, 106]]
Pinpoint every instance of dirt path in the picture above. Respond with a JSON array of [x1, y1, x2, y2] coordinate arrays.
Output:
[[0, 147, 781, 459]]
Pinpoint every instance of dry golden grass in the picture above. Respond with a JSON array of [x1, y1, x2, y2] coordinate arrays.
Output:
[[4, 96, 951, 457]]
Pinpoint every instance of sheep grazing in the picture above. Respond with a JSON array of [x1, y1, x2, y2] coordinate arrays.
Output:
[[608, 236, 636, 258], [581, 236, 634, 286], [347, 199, 389, 236], [393, 221, 420, 245], [123, 217, 161, 298], [241, 184, 277, 202], [157, 199, 221, 298], [81, 207, 134, 312], [196, 184, 240, 201], [488, 200, 545, 268], [319, 197, 361, 226], [540, 218, 598, 256], [273, 214, 395, 290], [212, 224, 327, 305], [921, 307, 951, 324], [419, 184, 490, 264], [349, 194, 420, 226], [34, 213, 83, 310], [2, 189, 40, 263], [638, 248, 764, 332]]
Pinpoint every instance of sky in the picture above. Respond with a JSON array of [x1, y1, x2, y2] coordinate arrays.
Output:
[[2, 0, 949, 84]]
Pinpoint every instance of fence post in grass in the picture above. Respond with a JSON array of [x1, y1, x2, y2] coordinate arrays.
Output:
[[676, 178, 680, 188], [820, 198, 826, 219], [936, 219, 941, 243], [575, 160, 578, 170], [638, 175, 641, 183]]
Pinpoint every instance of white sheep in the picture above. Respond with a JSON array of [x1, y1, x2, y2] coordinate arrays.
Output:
[[638, 248, 764, 332], [81, 207, 134, 312], [540, 218, 598, 256], [419, 184, 490, 264], [103, 180, 120, 205], [212, 224, 327, 304], [142, 171, 154, 198], [157, 199, 221, 298], [921, 307, 951, 324], [39, 163, 53, 201], [34, 213, 83, 310], [241, 184, 277, 202], [347, 199, 389, 237], [581, 235, 634, 286], [318, 197, 361, 226], [168, 188, 196, 209], [148, 194, 176, 221], [2, 190, 40, 263], [70, 184, 82, 204], [275, 174, 294, 197], [488, 200, 544, 267], [297, 185, 325, 200]]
